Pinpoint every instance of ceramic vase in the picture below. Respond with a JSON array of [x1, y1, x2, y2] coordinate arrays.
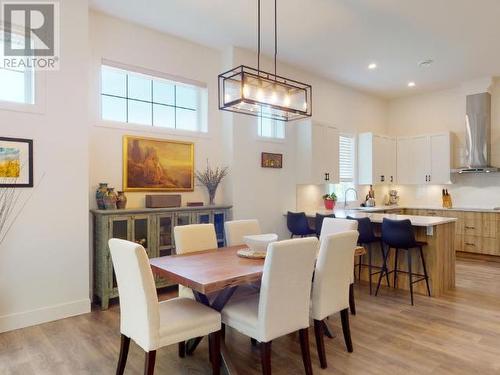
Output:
[[116, 191, 127, 209], [104, 188, 118, 210], [95, 183, 108, 210]]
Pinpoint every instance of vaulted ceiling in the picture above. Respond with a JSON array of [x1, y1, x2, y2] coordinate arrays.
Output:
[[90, 0, 500, 98]]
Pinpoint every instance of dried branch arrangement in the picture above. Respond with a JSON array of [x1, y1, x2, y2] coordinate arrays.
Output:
[[195, 161, 229, 205]]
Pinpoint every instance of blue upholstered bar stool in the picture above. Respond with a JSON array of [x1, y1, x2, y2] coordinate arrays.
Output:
[[286, 211, 315, 238], [347, 216, 389, 295], [315, 213, 335, 237], [376, 218, 431, 305]]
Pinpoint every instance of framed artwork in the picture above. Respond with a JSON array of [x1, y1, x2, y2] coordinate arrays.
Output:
[[261, 152, 283, 169], [0, 137, 33, 188], [123, 136, 194, 192]]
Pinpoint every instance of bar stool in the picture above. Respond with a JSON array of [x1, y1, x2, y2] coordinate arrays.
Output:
[[315, 213, 335, 237], [375, 218, 431, 305], [347, 216, 390, 295], [287, 211, 315, 238]]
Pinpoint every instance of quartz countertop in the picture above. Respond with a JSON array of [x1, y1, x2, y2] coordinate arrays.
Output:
[[301, 205, 500, 214]]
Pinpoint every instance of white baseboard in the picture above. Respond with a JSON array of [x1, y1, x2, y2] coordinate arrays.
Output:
[[0, 299, 91, 333]]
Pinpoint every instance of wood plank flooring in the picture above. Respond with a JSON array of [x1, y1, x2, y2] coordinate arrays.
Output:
[[2, 257, 500, 374]]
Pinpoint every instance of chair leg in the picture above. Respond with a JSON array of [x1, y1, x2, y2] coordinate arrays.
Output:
[[313, 320, 327, 369], [375, 245, 390, 296], [251, 338, 258, 346], [221, 323, 226, 342], [419, 246, 432, 297], [260, 341, 272, 375], [358, 253, 362, 281], [407, 249, 414, 306], [209, 332, 221, 375], [349, 283, 356, 315], [394, 248, 399, 289], [178, 342, 185, 358], [144, 351, 156, 375], [368, 243, 373, 295], [116, 334, 130, 375], [340, 308, 354, 353], [299, 328, 313, 375]]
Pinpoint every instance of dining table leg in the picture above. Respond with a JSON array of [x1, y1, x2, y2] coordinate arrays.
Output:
[[186, 287, 239, 375]]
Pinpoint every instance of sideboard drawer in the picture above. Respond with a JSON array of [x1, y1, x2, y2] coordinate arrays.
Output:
[[463, 218, 483, 237]]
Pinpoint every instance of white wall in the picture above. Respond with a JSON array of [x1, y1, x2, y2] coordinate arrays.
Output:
[[387, 78, 500, 208], [0, 0, 90, 332]]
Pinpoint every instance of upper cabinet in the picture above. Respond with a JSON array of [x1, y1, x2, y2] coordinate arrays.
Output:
[[358, 133, 397, 185], [396, 132, 451, 185], [296, 122, 339, 185]]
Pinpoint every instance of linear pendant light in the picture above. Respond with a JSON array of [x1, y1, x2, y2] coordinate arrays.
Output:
[[218, 0, 312, 121]]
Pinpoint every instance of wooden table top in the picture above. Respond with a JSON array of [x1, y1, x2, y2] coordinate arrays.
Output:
[[150, 245, 264, 295]]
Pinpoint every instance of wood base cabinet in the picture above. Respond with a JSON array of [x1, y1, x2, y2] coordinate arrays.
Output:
[[92, 205, 232, 310]]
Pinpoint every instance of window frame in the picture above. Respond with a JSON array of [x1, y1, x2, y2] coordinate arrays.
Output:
[[256, 116, 286, 141], [98, 60, 208, 135], [330, 133, 357, 203], [0, 28, 45, 114]]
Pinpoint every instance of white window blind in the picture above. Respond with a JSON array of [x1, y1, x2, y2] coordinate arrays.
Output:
[[339, 135, 355, 182]]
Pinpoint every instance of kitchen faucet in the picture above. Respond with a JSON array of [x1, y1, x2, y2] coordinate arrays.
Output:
[[344, 188, 358, 209]]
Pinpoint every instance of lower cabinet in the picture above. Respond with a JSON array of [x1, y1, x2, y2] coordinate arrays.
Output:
[[92, 205, 232, 310]]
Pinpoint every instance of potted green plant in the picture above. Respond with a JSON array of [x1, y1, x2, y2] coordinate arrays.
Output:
[[322, 193, 337, 210]]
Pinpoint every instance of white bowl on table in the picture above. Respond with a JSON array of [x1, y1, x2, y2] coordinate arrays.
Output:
[[243, 233, 278, 253]]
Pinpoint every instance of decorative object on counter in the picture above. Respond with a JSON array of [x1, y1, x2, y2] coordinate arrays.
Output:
[[103, 188, 117, 210], [123, 136, 194, 192], [116, 191, 127, 209], [322, 192, 337, 210], [145, 194, 181, 208], [187, 202, 204, 207], [195, 160, 228, 206], [237, 248, 267, 259], [0, 137, 33, 188], [95, 182, 108, 209], [442, 189, 453, 208], [365, 185, 376, 207], [387, 189, 400, 206], [261, 152, 283, 168]]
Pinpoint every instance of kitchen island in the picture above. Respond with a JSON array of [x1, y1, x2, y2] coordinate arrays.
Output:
[[305, 210, 457, 297]]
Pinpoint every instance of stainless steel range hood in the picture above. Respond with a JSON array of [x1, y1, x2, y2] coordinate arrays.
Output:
[[452, 92, 499, 174]]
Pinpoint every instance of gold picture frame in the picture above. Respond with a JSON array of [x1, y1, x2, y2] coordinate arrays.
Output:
[[123, 135, 194, 192]]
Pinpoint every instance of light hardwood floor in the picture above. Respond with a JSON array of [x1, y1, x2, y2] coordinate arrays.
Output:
[[2, 258, 500, 374]]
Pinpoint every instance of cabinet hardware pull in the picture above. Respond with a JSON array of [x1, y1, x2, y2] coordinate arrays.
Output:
[[465, 226, 475, 229], [324, 173, 330, 181], [465, 242, 475, 246]]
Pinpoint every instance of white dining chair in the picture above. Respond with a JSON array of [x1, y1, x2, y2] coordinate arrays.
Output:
[[319, 217, 359, 315], [108, 238, 221, 375], [311, 230, 358, 369], [224, 219, 261, 246], [221, 237, 318, 375]]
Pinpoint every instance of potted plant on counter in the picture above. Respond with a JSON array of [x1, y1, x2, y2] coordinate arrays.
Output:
[[322, 192, 337, 210]]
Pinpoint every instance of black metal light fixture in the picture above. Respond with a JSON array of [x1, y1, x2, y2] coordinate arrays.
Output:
[[218, 0, 312, 121]]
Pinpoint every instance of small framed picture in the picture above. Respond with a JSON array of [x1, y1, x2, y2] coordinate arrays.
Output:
[[0, 137, 33, 188], [261, 152, 283, 169]]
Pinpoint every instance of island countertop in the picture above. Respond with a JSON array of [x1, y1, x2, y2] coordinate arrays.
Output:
[[304, 210, 457, 227]]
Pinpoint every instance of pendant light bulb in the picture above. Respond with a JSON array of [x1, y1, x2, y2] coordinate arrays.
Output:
[[270, 91, 278, 104], [256, 88, 264, 101], [284, 95, 291, 107], [243, 84, 251, 98]]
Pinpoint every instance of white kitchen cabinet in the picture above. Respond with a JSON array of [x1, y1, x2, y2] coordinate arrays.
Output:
[[396, 133, 451, 185], [358, 133, 397, 185], [296, 122, 339, 185]]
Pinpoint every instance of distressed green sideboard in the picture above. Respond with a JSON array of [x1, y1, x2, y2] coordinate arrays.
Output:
[[91, 205, 233, 310]]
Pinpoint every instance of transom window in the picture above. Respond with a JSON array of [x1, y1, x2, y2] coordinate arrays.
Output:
[[100, 64, 207, 132], [258, 117, 285, 139], [0, 36, 35, 105]]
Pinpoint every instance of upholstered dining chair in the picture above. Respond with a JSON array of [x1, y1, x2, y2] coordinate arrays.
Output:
[[319, 217, 359, 315], [108, 239, 221, 375], [221, 237, 318, 375], [311, 231, 358, 369], [224, 219, 261, 246]]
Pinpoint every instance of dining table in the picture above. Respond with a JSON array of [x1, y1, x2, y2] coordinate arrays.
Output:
[[150, 245, 264, 375], [149, 243, 367, 374]]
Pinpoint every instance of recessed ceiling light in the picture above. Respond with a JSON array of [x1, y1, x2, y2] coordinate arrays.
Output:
[[368, 63, 377, 70], [408, 81, 416, 88]]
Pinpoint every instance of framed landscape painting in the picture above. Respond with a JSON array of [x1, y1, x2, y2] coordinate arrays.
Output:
[[123, 136, 194, 192], [0, 137, 33, 188]]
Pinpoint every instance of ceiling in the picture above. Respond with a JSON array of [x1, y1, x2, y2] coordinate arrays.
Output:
[[89, 0, 500, 98]]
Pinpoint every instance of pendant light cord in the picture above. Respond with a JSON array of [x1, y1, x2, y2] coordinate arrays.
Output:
[[257, 0, 261, 72], [274, 0, 277, 76]]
